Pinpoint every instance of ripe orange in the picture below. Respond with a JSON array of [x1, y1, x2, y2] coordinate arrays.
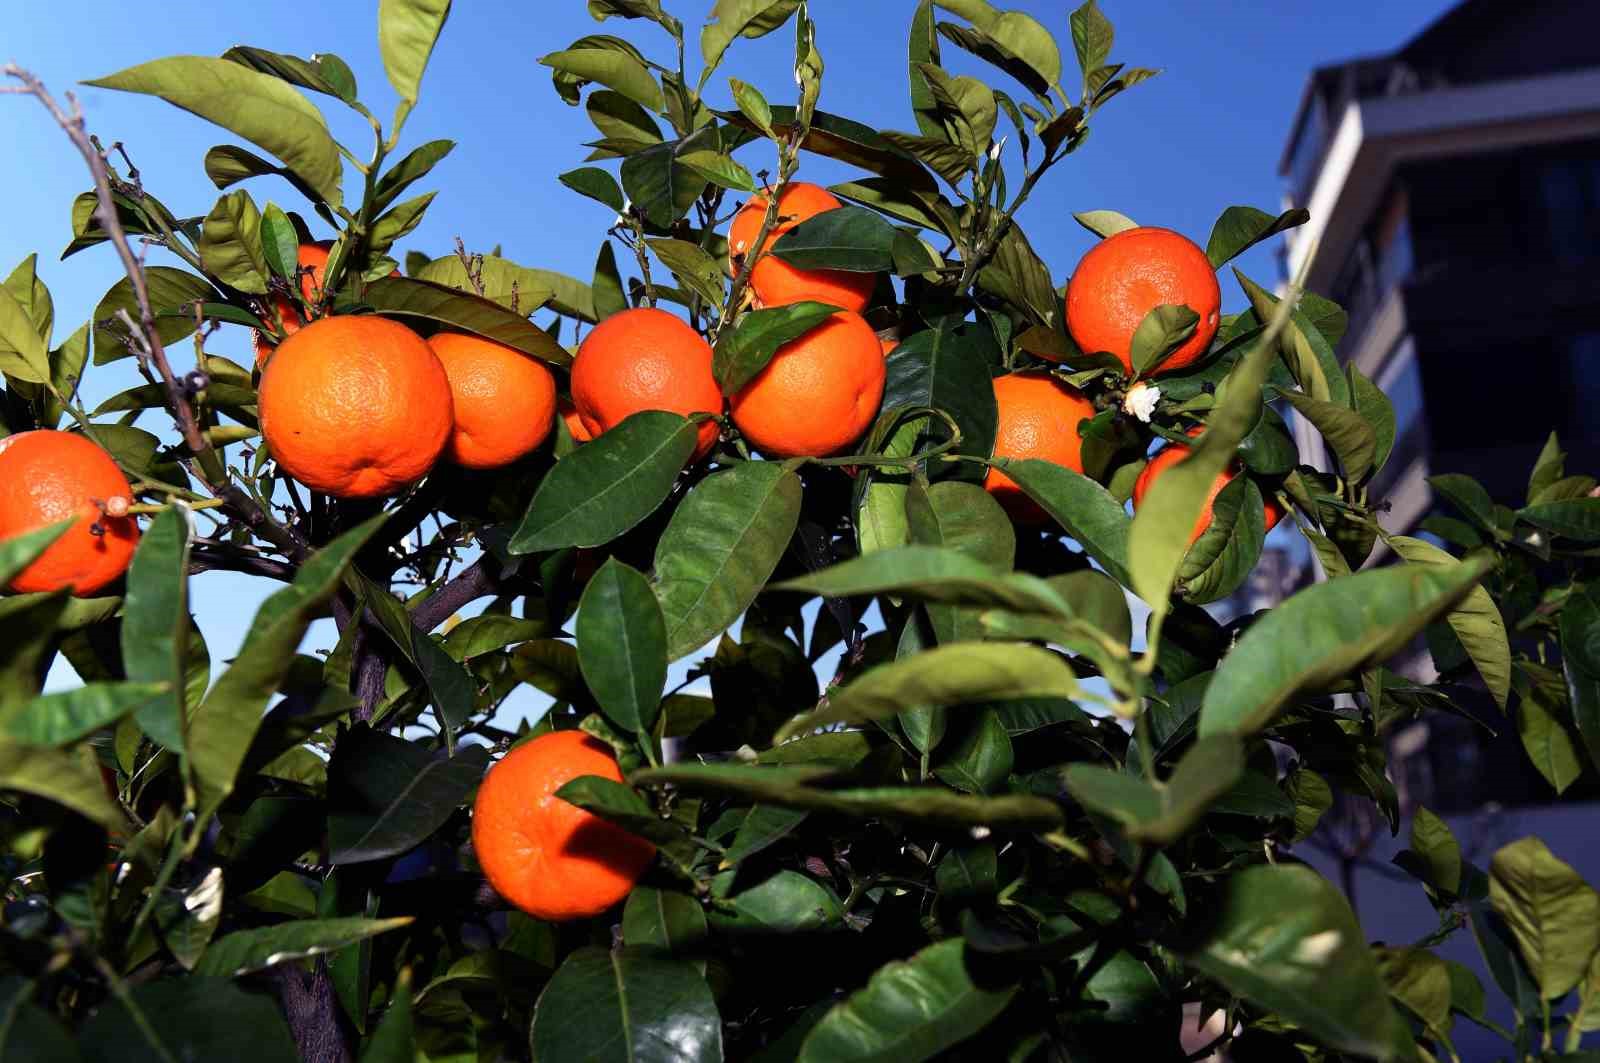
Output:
[[730, 311, 885, 459], [429, 332, 557, 469], [570, 308, 722, 459], [1065, 226, 1221, 377], [729, 182, 875, 313], [983, 371, 1098, 523], [259, 315, 453, 498], [471, 730, 655, 921], [1133, 433, 1284, 545], [0, 430, 139, 596], [253, 242, 332, 367], [558, 397, 592, 443]]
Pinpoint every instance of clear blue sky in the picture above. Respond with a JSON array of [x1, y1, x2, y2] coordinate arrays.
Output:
[[6, 0, 1457, 696]]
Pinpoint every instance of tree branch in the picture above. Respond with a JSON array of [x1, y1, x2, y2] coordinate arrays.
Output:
[[412, 556, 505, 632]]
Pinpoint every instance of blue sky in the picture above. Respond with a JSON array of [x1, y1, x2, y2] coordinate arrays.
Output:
[[6, 0, 1457, 705]]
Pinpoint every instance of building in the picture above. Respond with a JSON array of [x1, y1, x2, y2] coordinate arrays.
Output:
[[1278, 0, 1600, 532]]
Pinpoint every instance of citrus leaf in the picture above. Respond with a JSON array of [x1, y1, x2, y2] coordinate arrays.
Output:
[[364, 276, 569, 367], [999, 459, 1133, 588], [1489, 836, 1600, 999], [195, 917, 414, 977], [769, 205, 898, 273], [1198, 556, 1490, 738], [328, 726, 489, 864], [85, 57, 343, 208], [1072, 209, 1136, 239], [378, 0, 452, 103], [1278, 389, 1376, 482], [771, 544, 1066, 615], [510, 411, 698, 554], [712, 301, 839, 395], [653, 460, 802, 660], [577, 559, 668, 735], [121, 505, 193, 752], [531, 947, 721, 1063], [0, 520, 72, 589], [1387, 536, 1509, 709], [1205, 205, 1309, 269], [540, 47, 664, 112], [5, 681, 168, 747]]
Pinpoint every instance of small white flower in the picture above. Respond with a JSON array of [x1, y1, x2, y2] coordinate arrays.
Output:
[[1526, 532, 1544, 548], [1123, 382, 1161, 422], [612, 198, 632, 228], [970, 826, 992, 841], [988, 137, 1006, 163]]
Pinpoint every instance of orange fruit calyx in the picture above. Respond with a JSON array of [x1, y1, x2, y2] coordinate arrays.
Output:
[[471, 730, 655, 922], [1065, 226, 1221, 378]]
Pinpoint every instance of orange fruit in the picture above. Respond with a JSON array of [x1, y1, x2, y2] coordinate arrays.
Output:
[[880, 335, 899, 357], [558, 397, 592, 443], [0, 430, 139, 596], [730, 311, 885, 459], [1065, 226, 1221, 377], [259, 315, 453, 498], [983, 371, 1098, 523], [253, 242, 332, 367], [428, 332, 557, 469], [1132, 432, 1284, 545], [471, 730, 655, 921], [729, 182, 875, 313], [570, 307, 722, 459]]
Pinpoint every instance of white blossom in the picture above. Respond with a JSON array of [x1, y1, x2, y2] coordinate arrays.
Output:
[[1123, 382, 1161, 422]]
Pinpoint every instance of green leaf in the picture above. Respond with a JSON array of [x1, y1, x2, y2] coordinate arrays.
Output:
[[410, 630, 475, 753], [775, 642, 1080, 742], [0, 520, 72, 589], [1205, 206, 1309, 269], [677, 149, 757, 193], [369, 191, 436, 251], [121, 506, 192, 752], [592, 241, 629, 320], [769, 205, 898, 272], [724, 805, 808, 864], [701, 0, 803, 77], [1519, 498, 1600, 542], [85, 57, 343, 208], [1073, 210, 1138, 239], [712, 301, 839, 395], [798, 938, 1016, 1062], [647, 238, 724, 308], [577, 559, 668, 735], [0, 978, 77, 1060], [198, 191, 269, 294], [1489, 836, 1600, 999], [1198, 556, 1490, 737], [1183, 864, 1413, 1062], [729, 77, 774, 136], [932, 709, 1012, 793], [1528, 431, 1566, 506], [414, 253, 569, 316], [559, 166, 627, 213], [1561, 584, 1600, 769], [258, 202, 298, 279], [1066, 735, 1243, 846], [0, 741, 128, 833], [1386, 536, 1509, 709], [189, 516, 387, 811], [881, 322, 999, 471], [5, 681, 168, 747], [364, 276, 569, 366], [1348, 363, 1396, 476], [710, 868, 841, 933], [1278, 389, 1377, 482], [531, 947, 721, 1062], [653, 460, 802, 661], [540, 47, 664, 112], [511, 411, 698, 554], [222, 46, 358, 104], [1129, 304, 1199, 377], [635, 761, 1064, 829], [358, 967, 414, 1063], [621, 138, 709, 229], [92, 267, 219, 365], [1410, 805, 1462, 895], [0, 282, 55, 384], [378, 0, 452, 103], [1068, 1, 1114, 86], [1430, 473, 1498, 534], [624, 886, 710, 959], [1234, 270, 1349, 406], [373, 139, 454, 214], [1374, 947, 1452, 1041], [195, 917, 414, 977], [1517, 692, 1583, 795], [78, 978, 297, 1063], [1000, 460, 1133, 588], [328, 726, 489, 863], [772, 545, 1065, 616]]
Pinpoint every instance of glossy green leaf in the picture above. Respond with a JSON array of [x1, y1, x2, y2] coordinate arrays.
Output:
[[775, 642, 1080, 741], [1489, 836, 1600, 998], [1183, 864, 1413, 1061], [328, 726, 489, 863], [635, 762, 1064, 829], [1348, 363, 1396, 476], [647, 238, 724, 308], [195, 917, 413, 977], [1072, 209, 1137, 239], [773, 545, 1065, 615], [1066, 735, 1243, 846], [653, 460, 802, 660], [511, 412, 698, 554], [364, 276, 570, 366], [932, 708, 1012, 793], [0, 741, 127, 833], [710, 868, 841, 933], [1205, 206, 1309, 269], [413, 254, 567, 317], [1000, 460, 1133, 587], [1519, 498, 1600, 542], [624, 886, 709, 958], [701, 0, 803, 77], [368, 191, 436, 251], [357, 967, 413, 1063], [713, 301, 839, 395], [729, 77, 774, 136], [1199, 556, 1489, 737], [678, 149, 756, 192], [86, 57, 343, 207], [724, 804, 808, 864], [411, 630, 476, 752], [769, 205, 898, 273], [5, 681, 168, 747], [378, 0, 452, 103], [881, 322, 999, 470], [1129, 304, 1199, 376], [559, 166, 627, 213], [198, 190, 269, 294], [1278, 389, 1376, 482], [1517, 692, 1582, 795], [541, 48, 664, 112], [78, 978, 297, 1063], [577, 559, 667, 735], [798, 938, 1015, 1062], [1410, 805, 1462, 895], [0, 520, 72, 590], [1528, 431, 1566, 506], [1429, 473, 1498, 534], [531, 947, 721, 1062], [189, 515, 387, 811], [621, 138, 709, 229], [121, 505, 192, 751], [92, 267, 219, 365], [1387, 536, 1509, 709], [1373, 947, 1451, 1041]]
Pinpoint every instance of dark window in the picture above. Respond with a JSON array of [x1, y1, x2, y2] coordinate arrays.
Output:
[[1560, 332, 1600, 442]]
